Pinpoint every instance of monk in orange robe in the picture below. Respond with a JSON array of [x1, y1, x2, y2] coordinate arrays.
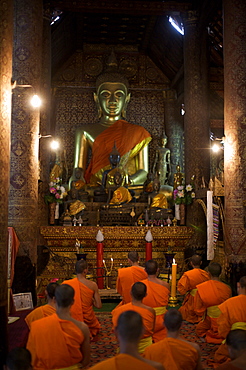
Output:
[[88, 311, 164, 370], [143, 309, 202, 370], [178, 254, 210, 323], [112, 282, 155, 353], [214, 276, 246, 366], [195, 262, 231, 343], [63, 259, 102, 337], [141, 259, 170, 342], [216, 329, 246, 370], [116, 251, 147, 306], [26, 284, 90, 369], [25, 282, 58, 329]]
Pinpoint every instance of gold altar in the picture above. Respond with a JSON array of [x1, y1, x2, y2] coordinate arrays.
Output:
[[38, 226, 193, 292]]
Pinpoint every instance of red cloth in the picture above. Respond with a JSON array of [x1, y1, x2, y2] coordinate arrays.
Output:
[[195, 280, 231, 343], [84, 119, 151, 183], [141, 279, 170, 342], [178, 268, 210, 323], [116, 266, 147, 305], [27, 313, 84, 369]]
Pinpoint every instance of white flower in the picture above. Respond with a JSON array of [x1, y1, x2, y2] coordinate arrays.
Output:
[[60, 186, 66, 193], [191, 192, 196, 198], [177, 185, 184, 191], [186, 184, 193, 192], [49, 182, 54, 186], [178, 190, 184, 198], [56, 185, 60, 190]]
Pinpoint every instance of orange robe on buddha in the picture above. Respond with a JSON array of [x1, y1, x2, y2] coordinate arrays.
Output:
[[85, 119, 151, 183], [195, 280, 231, 343], [25, 304, 56, 329], [62, 278, 100, 337], [214, 295, 246, 365], [143, 337, 199, 370], [116, 266, 147, 305], [178, 268, 210, 323], [112, 303, 155, 353], [87, 353, 159, 370], [26, 313, 84, 370], [141, 280, 170, 342]]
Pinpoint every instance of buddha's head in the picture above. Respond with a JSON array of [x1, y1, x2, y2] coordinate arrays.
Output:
[[94, 54, 131, 122], [161, 132, 168, 147], [109, 143, 121, 168]]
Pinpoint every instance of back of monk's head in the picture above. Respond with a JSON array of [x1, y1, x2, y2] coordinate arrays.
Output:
[[190, 254, 202, 267], [226, 329, 246, 352], [46, 282, 59, 299], [128, 251, 139, 263], [145, 259, 158, 275], [239, 276, 246, 288], [55, 284, 74, 308], [117, 311, 143, 342], [131, 282, 147, 301], [5, 347, 32, 370], [164, 309, 183, 332], [75, 259, 88, 274], [208, 262, 222, 277]]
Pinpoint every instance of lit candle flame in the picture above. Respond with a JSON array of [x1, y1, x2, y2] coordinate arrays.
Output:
[[173, 258, 176, 264], [111, 258, 113, 262]]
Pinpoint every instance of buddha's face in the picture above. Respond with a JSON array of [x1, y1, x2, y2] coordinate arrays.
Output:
[[95, 82, 130, 121], [109, 153, 120, 167]]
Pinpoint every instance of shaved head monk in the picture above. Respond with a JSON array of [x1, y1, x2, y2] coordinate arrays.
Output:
[[116, 251, 147, 306], [195, 262, 231, 343], [112, 282, 156, 353], [178, 254, 210, 323], [63, 259, 102, 337], [26, 284, 90, 369], [4, 348, 32, 370], [143, 309, 202, 370], [25, 282, 58, 329], [214, 276, 246, 366], [217, 329, 246, 370], [141, 259, 170, 342], [88, 311, 164, 370]]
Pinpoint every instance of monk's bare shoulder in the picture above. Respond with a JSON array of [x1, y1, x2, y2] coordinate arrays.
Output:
[[83, 279, 99, 292], [70, 317, 90, 337], [142, 304, 156, 317], [180, 338, 201, 353]]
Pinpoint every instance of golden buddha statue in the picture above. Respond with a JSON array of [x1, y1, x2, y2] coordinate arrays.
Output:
[[173, 164, 184, 190], [152, 132, 171, 185], [69, 52, 151, 189], [149, 178, 168, 209], [109, 170, 132, 205]]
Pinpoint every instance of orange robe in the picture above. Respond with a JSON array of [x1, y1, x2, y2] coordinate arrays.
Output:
[[178, 268, 210, 323], [25, 304, 56, 329], [195, 280, 231, 343], [214, 295, 246, 365], [63, 278, 100, 336], [216, 363, 243, 370], [26, 313, 84, 370], [84, 119, 151, 183], [112, 303, 155, 352], [87, 353, 158, 370], [116, 266, 148, 305], [141, 279, 169, 342], [143, 337, 199, 370]]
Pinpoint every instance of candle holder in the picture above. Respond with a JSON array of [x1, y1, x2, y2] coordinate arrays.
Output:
[[103, 258, 114, 290], [168, 296, 179, 307]]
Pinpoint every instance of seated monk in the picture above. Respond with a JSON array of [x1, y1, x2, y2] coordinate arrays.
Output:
[[25, 282, 58, 329], [26, 284, 90, 369], [178, 254, 210, 323], [195, 262, 232, 343], [69, 52, 151, 187], [214, 276, 246, 366], [216, 329, 246, 370], [62, 259, 102, 338], [143, 309, 202, 370], [5, 347, 32, 370], [112, 282, 156, 353], [88, 311, 164, 370], [141, 259, 170, 342], [116, 251, 147, 306]]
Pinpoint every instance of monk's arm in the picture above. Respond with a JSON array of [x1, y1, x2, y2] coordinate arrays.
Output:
[[80, 322, 91, 367], [93, 284, 102, 309], [177, 274, 189, 295], [217, 309, 231, 338], [194, 292, 206, 316], [116, 275, 123, 295]]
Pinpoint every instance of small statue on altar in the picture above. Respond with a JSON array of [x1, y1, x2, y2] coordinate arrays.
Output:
[[64, 187, 86, 216], [138, 172, 154, 203], [109, 171, 132, 205], [173, 164, 184, 190], [148, 178, 168, 209], [152, 132, 171, 185]]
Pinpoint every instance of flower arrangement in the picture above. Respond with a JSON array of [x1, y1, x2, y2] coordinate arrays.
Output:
[[44, 178, 66, 204], [173, 184, 195, 205]]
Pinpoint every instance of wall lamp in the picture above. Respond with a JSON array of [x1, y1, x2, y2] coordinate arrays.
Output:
[[210, 132, 225, 153], [11, 80, 42, 108]]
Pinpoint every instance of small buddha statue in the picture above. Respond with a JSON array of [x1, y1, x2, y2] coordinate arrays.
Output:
[[69, 51, 151, 188], [152, 132, 171, 186], [148, 178, 168, 209], [109, 171, 132, 205], [173, 164, 184, 190]]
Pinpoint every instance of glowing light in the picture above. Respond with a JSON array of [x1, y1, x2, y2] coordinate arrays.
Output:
[[168, 16, 184, 35], [50, 140, 59, 150], [212, 143, 221, 153], [30, 94, 41, 108]]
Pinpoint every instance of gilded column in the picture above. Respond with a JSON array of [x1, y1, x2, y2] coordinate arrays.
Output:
[[0, 0, 13, 363], [9, 0, 43, 264], [223, 0, 246, 258], [163, 89, 184, 184], [183, 11, 210, 246]]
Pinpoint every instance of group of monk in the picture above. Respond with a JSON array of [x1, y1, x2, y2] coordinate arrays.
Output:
[[8, 253, 246, 370]]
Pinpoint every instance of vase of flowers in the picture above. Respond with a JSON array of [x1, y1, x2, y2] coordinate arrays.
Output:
[[173, 184, 195, 225], [44, 178, 66, 225]]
